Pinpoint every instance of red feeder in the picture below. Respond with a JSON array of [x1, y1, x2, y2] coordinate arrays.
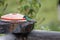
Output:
[[1, 13, 27, 32]]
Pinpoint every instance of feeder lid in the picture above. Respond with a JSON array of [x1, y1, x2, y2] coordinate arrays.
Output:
[[1, 13, 26, 22]]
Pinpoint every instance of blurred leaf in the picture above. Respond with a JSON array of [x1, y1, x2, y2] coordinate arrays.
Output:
[[0, 0, 5, 6], [19, 0, 24, 4]]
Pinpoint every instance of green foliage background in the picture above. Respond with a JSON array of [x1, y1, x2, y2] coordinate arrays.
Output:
[[0, 0, 59, 31]]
